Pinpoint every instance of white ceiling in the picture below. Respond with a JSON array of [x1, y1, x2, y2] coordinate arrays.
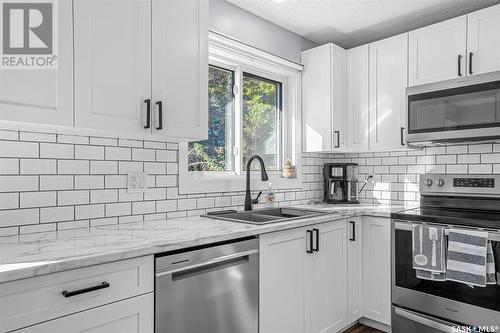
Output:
[[227, 0, 500, 49]]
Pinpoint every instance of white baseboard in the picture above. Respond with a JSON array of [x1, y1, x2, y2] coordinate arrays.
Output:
[[359, 317, 391, 332]]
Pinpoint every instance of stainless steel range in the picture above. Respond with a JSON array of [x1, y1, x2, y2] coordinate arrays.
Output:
[[391, 174, 500, 332]]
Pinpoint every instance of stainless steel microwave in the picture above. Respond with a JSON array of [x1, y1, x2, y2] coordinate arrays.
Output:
[[406, 71, 500, 147]]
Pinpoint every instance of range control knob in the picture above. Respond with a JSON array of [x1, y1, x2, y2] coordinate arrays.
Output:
[[438, 179, 445, 187], [426, 179, 433, 186]]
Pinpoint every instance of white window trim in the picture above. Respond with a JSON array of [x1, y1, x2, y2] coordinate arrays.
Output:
[[178, 31, 303, 194]]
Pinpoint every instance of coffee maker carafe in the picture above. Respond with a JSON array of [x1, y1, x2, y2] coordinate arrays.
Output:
[[323, 163, 359, 204]]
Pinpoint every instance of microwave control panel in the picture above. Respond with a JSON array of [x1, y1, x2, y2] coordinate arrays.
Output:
[[453, 178, 495, 188]]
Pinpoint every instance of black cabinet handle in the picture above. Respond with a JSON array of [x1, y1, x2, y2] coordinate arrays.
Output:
[[156, 101, 163, 130], [62, 282, 110, 298], [334, 131, 340, 148], [458, 55, 462, 77], [313, 228, 319, 252], [349, 221, 356, 241], [306, 230, 314, 254], [144, 99, 151, 129], [400, 127, 405, 146], [469, 52, 473, 75]]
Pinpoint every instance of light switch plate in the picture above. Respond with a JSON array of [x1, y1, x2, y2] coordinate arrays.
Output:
[[127, 172, 148, 193]]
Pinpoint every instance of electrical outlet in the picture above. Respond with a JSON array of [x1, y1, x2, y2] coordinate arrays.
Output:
[[127, 172, 148, 193]]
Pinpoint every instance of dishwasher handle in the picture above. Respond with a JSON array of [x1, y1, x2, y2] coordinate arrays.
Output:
[[156, 249, 258, 278]]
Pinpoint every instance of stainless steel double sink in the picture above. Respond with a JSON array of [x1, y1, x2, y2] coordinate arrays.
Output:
[[202, 207, 327, 225]]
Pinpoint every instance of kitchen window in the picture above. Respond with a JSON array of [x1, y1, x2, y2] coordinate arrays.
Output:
[[188, 66, 283, 173], [179, 32, 302, 194]]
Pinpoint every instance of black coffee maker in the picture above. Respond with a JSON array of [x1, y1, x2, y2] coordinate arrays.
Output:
[[323, 163, 359, 204]]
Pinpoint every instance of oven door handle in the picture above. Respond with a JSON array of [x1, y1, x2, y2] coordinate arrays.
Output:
[[394, 307, 457, 332]]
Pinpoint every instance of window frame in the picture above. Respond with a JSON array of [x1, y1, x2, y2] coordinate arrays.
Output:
[[179, 32, 303, 194]]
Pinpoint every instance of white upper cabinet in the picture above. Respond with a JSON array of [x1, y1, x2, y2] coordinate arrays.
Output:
[[409, 16, 467, 86], [0, 0, 73, 126], [302, 43, 346, 152], [73, 0, 208, 139], [152, 0, 208, 139], [74, 0, 152, 133], [346, 45, 369, 152], [467, 4, 500, 76], [369, 33, 408, 151]]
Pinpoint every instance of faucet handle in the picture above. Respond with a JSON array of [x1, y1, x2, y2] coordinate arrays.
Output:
[[252, 191, 263, 204]]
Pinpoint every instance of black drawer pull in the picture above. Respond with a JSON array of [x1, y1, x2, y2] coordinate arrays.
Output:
[[400, 127, 405, 146], [156, 100, 163, 130], [62, 282, 110, 298], [313, 228, 319, 252], [469, 52, 473, 75], [349, 221, 356, 241], [144, 99, 151, 129], [334, 131, 340, 148], [457, 54, 462, 77], [306, 230, 314, 254]]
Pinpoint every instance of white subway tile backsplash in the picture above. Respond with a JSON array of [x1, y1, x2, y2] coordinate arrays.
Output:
[[20, 192, 56, 208], [40, 143, 73, 159], [75, 204, 104, 220], [91, 217, 118, 227], [90, 161, 117, 174], [132, 201, 155, 214], [156, 175, 177, 187], [90, 189, 118, 203], [20, 159, 56, 174], [132, 148, 155, 161], [20, 132, 56, 142], [144, 162, 166, 174], [119, 139, 143, 148], [119, 161, 143, 174], [41, 206, 74, 223], [58, 190, 89, 206], [20, 223, 56, 234], [40, 175, 73, 190], [58, 160, 89, 174], [144, 141, 166, 149], [156, 200, 177, 212], [0, 193, 18, 209], [105, 175, 126, 189], [0, 159, 19, 174], [106, 202, 132, 217], [144, 188, 166, 201], [0, 176, 38, 192], [75, 145, 104, 160], [156, 150, 177, 162], [0, 208, 39, 226], [469, 164, 492, 174], [481, 153, 500, 164], [105, 147, 131, 160], [469, 144, 493, 154], [0, 130, 18, 140], [75, 175, 104, 189], [90, 137, 117, 146], [458, 154, 480, 164], [57, 220, 89, 230], [446, 164, 468, 174], [0, 141, 38, 158], [58, 134, 89, 145]]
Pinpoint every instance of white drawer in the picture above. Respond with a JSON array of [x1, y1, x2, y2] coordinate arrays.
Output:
[[0, 256, 153, 333], [12, 293, 154, 333]]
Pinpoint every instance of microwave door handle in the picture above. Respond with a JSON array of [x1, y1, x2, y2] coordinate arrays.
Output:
[[394, 307, 456, 332]]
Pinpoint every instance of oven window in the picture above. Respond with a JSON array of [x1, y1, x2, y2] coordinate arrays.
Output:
[[407, 80, 500, 133], [395, 229, 500, 312]]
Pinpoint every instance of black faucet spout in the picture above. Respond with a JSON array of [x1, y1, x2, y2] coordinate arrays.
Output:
[[244, 155, 269, 211]]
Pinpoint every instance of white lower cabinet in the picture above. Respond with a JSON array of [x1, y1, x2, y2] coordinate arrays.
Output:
[[260, 219, 348, 333], [13, 293, 153, 333], [362, 216, 391, 326], [347, 217, 363, 323]]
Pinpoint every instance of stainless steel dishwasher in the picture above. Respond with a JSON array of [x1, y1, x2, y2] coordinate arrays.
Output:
[[155, 237, 259, 333]]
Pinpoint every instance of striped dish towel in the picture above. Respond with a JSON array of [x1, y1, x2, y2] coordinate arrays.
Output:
[[446, 229, 490, 287]]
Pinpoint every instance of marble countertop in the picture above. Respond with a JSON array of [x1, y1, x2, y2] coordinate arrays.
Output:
[[0, 203, 405, 283]]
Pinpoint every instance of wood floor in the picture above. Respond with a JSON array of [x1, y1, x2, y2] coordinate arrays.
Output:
[[344, 324, 384, 333]]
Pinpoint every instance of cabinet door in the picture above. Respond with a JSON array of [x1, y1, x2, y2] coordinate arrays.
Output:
[[347, 217, 363, 324], [152, 0, 208, 140], [13, 293, 153, 333], [260, 227, 307, 333], [369, 34, 407, 151], [346, 45, 369, 152], [409, 16, 467, 86], [362, 216, 391, 325], [467, 4, 500, 76], [0, 0, 73, 126], [306, 221, 348, 333], [302, 44, 333, 152], [73, 0, 151, 133], [331, 44, 347, 152]]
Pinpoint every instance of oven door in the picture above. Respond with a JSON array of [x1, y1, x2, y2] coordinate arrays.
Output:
[[392, 220, 500, 327]]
